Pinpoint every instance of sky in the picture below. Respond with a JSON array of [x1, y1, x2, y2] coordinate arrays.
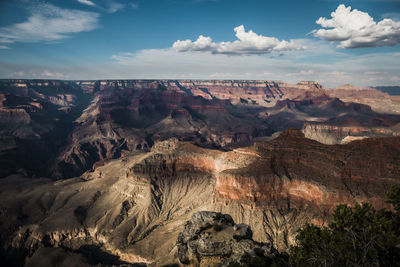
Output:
[[0, 0, 399, 87]]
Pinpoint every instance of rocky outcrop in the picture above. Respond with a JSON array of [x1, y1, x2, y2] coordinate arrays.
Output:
[[212, 128, 400, 249], [296, 81, 325, 90], [51, 85, 272, 178], [328, 85, 400, 114], [335, 83, 359, 90], [176, 211, 277, 266], [52, 81, 400, 179], [303, 122, 400, 144], [162, 80, 325, 107], [0, 80, 83, 107], [0, 82, 92, 178], [214, 128, 400, 209], [0, 108, 31, 125]]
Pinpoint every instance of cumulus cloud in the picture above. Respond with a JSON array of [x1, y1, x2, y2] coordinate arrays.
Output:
[[0, 3, 99, 43], [313, 4, 400, 48], [77, 0, 96, 6], [173, 25, 306, 55]]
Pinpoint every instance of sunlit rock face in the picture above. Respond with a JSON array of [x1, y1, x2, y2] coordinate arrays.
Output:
[[213, 128, 400, 249], [48, 80, 400, 179], [303, 122, 400, 144], [1, 131, 400, 265], [2, 79, 400, 179], [214, 128, 400, 210], [50, 83, 273, 178], [328, 84, 400, 114]]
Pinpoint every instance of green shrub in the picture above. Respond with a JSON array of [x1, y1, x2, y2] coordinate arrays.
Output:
[[290, 185, 400, 267]]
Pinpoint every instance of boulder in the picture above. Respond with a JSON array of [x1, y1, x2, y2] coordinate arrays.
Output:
[[176, 211, 277, 266]]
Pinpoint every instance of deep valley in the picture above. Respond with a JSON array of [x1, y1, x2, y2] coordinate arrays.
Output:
[[1, 79, 400, 266]]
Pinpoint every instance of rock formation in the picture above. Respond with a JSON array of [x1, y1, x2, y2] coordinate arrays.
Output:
[[2, 79, 400, 178], [1, 131, 400, 265], [329, 84, 400, 114], [303, 122, 400, 144], [176, 211, 277, 266]]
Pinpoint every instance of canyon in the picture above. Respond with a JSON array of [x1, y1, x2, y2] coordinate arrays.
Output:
[[1, 79, 400, 266], [1, 79, 400, 179], [1, 131, 400, 265]]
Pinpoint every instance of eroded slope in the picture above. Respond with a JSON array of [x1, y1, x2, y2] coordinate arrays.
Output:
[[1, 132, 400, 265]]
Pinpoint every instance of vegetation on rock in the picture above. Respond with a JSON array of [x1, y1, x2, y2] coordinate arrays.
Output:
[[290, 185, 400, 267], [226, 185, 400, 266]]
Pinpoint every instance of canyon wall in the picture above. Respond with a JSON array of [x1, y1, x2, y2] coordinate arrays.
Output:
[[2, 79, 400, 180], [1, 131, 400, 265]]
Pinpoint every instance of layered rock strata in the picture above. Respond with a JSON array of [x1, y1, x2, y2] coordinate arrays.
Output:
[[1, 131, 400, 265], [2, 79, 400, 178]]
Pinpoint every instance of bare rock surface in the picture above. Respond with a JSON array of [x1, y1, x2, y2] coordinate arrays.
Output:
[[1, 131, 400, 265], [2, 79, 400, 178], [176, 211, 276, 266]]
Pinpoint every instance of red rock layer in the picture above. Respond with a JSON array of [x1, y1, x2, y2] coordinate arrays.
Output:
[[215, 129, 400, 213]]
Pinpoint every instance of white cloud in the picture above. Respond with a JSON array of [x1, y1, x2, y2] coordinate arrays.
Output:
[[1, 48, 399, 88], [313, 4, 400, 48], [287, 69, 315, 77], [7, 69, 67, 79], [317, 71, 354, 86], [173, 25, 306, 55], [106, 1, 125, 13], [106, 48, 400, 87], [77, 0, 96, 6], [0, 3, 99, 43], [0, 45, 10, 49], [365, 71, 387, 75], [9, 71, 25, 77], [41, 70, 68, 79], [391, 76, 400, 82]]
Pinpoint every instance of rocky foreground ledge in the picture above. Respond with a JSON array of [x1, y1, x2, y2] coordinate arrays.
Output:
[[177, 211, 278, 266]]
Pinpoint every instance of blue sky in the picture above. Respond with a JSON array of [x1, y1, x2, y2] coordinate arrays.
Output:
[[0, 0, 399, 87]]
